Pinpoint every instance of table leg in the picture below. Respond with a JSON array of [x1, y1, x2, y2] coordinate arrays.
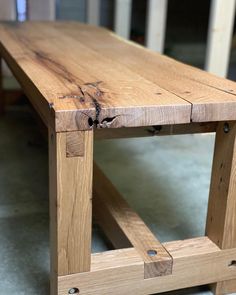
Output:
[[206, 122, 236, 295], [49, 129, 93, 294]]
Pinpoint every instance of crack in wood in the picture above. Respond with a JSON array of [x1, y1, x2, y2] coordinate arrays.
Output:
[[59, 95, 84, 100], [34, 51, 116, 128], [100, 116, 119, 128]]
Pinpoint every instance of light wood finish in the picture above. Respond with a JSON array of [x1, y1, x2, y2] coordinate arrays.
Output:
[[95, 122, 217, 140], [206, 122, 236, 249], [214, 279, 236, 295], [2, 21, 236, 295], [0, 21, 190, 130], [0, 34, 55, 127], [49, 128, 93, 283], [93, 163, 172, 278], [3, 22, 236, 128], [205, 0, 236, 77], [4, 22, 236, 131], [66, 131, 85, 157], [56, 22, 236, 123], [93, 188, 131, 249], [206, 121, 236, 294], [58, 237, 236, 295]]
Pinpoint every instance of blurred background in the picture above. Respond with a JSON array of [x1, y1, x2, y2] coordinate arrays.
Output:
[[0, 1, 235, 295]]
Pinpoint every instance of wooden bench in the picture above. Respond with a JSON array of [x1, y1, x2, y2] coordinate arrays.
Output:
[[0, 22, 236, 295]]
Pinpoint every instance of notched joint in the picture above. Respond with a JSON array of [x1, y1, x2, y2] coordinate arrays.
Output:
[[66, 131, 85, 158]]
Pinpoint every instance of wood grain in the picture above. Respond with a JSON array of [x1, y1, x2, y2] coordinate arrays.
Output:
[[66, 131, 85, 157], [2, 21, 234, 131], [93, 163, 172, 278], [214, 278, 236, 295], [49, 128, 93, 283], [2, 22, 236, 130], [56, 22, 236, 123], [206, 121, 236, 294], [206, 122, 236, 249], [58, 237, 236, 295], [0, 22, 191, 131]]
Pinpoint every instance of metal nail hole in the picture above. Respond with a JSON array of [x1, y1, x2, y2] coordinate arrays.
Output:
[[224, 123, 230, 133], [229, 260, 236, 267], [147, 249, 157, 257], [68, 287, 79, 294]]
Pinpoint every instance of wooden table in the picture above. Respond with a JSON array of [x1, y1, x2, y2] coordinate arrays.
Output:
[[1, 22, 236, 295]]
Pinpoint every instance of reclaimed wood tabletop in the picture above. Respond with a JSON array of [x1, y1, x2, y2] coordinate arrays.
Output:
[[1, 21, 236, 132]]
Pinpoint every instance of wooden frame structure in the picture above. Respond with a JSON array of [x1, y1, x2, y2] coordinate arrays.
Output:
[[53, 122, 236, 295], [1, 22, 236, 295]]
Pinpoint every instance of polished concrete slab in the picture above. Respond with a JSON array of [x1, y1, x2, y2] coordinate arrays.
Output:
[[0, 107, 219, 294]]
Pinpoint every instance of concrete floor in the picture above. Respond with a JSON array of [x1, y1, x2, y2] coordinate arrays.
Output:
[[0, 106, 224, 295]]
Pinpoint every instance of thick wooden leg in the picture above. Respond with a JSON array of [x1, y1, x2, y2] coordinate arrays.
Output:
[[0, 57, 4, 114], [206, 121, 236, 295], [49, 129, 93, 294]]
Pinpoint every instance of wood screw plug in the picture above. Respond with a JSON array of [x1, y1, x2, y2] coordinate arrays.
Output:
[[68, 287, 79, 294], [147, 249, 158, 257], [224, 123, 230, 133]]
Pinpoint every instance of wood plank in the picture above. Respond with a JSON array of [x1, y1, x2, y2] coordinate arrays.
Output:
[[87, 0, 100, 26], [2, 22, 236, 129], [206, 122, 236, 248], [0, 32, 55, 128], [95, 122, 217, 140], [93, 163, 173, 278], [0, 22, 191, 131], [146, 0, 168, 53], [114, 0, 132, 39], [205, 0, 236, 77], [58, 237, 236, 295], [206, 121, 236, 294], [93, 191, 131, 249], [66, 131, 85, 157], [49, 128, 93, 286], [214, 278, 236, 295], [58, 22, 236, 123]]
